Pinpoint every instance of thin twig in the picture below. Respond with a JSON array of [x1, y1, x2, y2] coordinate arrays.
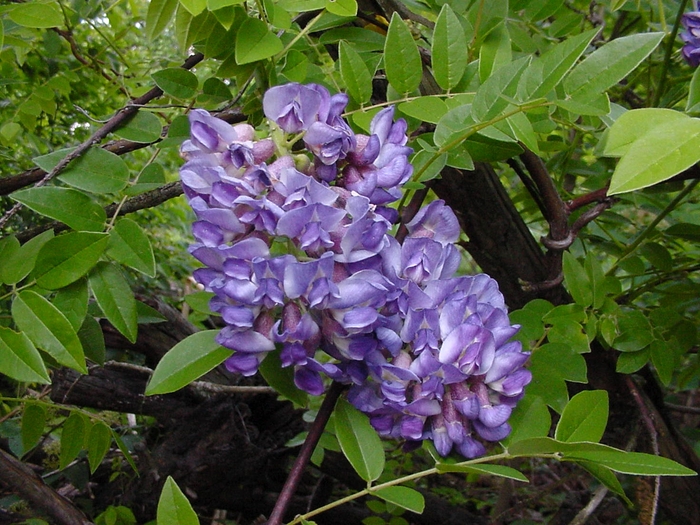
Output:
[[568, 483, 609, 525]]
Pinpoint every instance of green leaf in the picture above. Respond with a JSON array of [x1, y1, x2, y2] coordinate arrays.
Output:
[[12, 291, 86, 373], [472, 57, 531, 122], [12, 187, 106, 232], [89, 262, 138, 343], [437, 463, 529, 482], [563, 32, 664, 103], [60, 412, 87, 469], [563, 252, 592, 307], [555, 390, 608, 443], [334, 397, 385, 482], [179, 0, 207, 16], [0, 327, 50, 384], [666, 222, 700, 242], [614, 310, 654, 352], [566, 450, 696, 476], [146, 331, 231, 395], [87, 422, 112, 474], [53, 279, 89, 331], [9, 2, 63, 28], [502, 395, 551, 446], [556, 93, 610, 116], [577, 460, 632, 505], [524, 0, 565, 21], [640, 242, 673, 272], [398, 97, 449, 124], [235, 17, 283, 65], [1, 230, 54, 285], [158, 476, 200, 525], [175, 5, 212, 52], [137, 301, 167, 324], [58, 148, 130, 194], [432, 4, 467, 91], [548, 320, 589, 354], [112, 431, 138, 474], [281, 50, 309, 83], [584, 253, 607, 310], [78, 316, 106, 366], [22, 403, 47, 453], [508, 437, 638, 459], [411, 150, 447, 183], [478, 25, 511, 83], [608, 118, 700, 195], [208, 0, 245, 9], [527, 343, 587, 412], [434, 104, 472, 148], [106, 218, 156, 277], [325, 0, 357, 16], [686, 66, 700, 113], [519, 29, 598, 100], [152, 68, 199, 99], [603, 108, 687, 157], [147, 0, 179, 40], [338, 41, 372, 105], [504, 112, 539, 154], [184, 291, 216, 315], [319, 27, 385, 52], [373, 486, 425, 513], [616, 348, 649, 374], [34, 232, 109, 289], [384, 12, 422, 95], [650, 339, 676, 386], [114, 111, 163, 143], [258, 348, 308, 406]]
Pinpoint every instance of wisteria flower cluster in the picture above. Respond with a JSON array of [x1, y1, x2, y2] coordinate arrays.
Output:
[[681, 10, 700, 67], [179, 82, 532, 458]]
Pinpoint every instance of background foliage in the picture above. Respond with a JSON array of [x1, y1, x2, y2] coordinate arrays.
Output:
[[1, 0, 700, 524]]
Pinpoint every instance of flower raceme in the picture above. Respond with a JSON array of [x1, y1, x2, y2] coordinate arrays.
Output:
[[681, 10, 700, 67], [179, 82, 531, 458]]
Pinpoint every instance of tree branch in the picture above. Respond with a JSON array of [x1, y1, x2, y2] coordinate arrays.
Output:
[[0, 448, 94, 525], [265, 382, 346, 525], [0, 52, 204, 231], [15, 181, 184, 243]]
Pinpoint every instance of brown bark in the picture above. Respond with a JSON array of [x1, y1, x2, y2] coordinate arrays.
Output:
[[0, 448, 94, 525]]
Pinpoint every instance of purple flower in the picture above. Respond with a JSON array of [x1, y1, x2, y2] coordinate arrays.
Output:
[[682, 11, 700, 67], [263, 83, 324, 133], [180, 84, 532, 459]]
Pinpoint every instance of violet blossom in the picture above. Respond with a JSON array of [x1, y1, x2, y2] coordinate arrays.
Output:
[[681, 10, 700, 67], [180, 82, 531, 459]]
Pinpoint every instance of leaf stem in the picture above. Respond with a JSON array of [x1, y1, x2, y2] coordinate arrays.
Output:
[[653, 0, 690, 107]]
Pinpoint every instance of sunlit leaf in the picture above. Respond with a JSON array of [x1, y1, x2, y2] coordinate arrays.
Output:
[[88, 422, 113, 473], [555, 390, 608, 443], [12, 187, 106, 232], [334, 397, 385, 482], [157, 476, 200, 525], [432, 4, 467, 91], [146, 331, 231, 395], [107, 218, 157, 277], [89, 262, 138, 343], [152, 68, 199, 99], [34, 232, 109, 289], [235, 17, 283, 65], [12, 291, 86, 373], [384, 13, 422, 95], [0, 327, 50, 385], [373, 486, 425, 513]]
